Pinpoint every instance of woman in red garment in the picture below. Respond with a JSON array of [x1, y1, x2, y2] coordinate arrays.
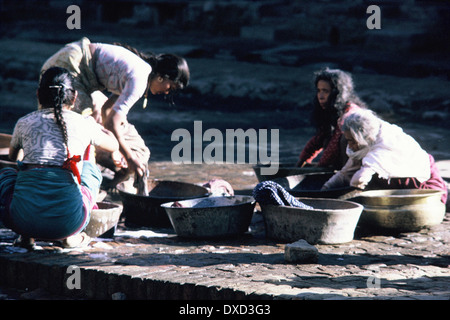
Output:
[[296, 68, 367, 170]]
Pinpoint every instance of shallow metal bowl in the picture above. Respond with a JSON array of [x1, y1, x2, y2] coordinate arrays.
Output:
[[261, 197, 363, 244], [350, 189, 446, 233], [161, 195, 256, 238], [84, 202, 123, 238], [253, 162, 333, 182], [117, 180, 209, 228]]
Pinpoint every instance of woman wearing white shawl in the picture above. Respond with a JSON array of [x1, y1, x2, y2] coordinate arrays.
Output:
[[322, 108, 447, 204]]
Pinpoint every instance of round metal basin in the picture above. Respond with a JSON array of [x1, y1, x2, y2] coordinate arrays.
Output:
[[253, 162, 333, 182], [117, 180, 209, 228], [161, 195, 256, 238], [273, 173, 356, 199], [84, 202, 123, 238], [350, 189, 446, 233], [261, 198, 363, 244]]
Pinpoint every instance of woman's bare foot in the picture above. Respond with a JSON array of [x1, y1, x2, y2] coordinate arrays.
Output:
[[61, 232, 91, 248]]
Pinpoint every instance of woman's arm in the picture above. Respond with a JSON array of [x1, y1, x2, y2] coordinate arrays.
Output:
[[103, 109, 145, 176], [322, 158, 361, 190], [297, 130, 326, 167], [9, 145, 22, 161], [349, 165, 376, 190], [96, 126, 119, 153], [100, 94, 119, 123]]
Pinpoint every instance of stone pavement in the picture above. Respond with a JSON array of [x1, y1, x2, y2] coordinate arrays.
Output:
[[0, 163, 449, 300]]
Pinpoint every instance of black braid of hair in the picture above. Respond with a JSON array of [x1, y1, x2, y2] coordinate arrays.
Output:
[[52, 89, 69, 148], [38, 67, 76, 149]]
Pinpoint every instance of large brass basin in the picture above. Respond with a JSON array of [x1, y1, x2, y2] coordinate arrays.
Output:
[[351, 189, 446, 233]]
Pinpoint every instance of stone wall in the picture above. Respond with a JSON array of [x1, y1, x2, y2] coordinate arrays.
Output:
[[1, 0, 447, 53], [80, 0, 449, 52]]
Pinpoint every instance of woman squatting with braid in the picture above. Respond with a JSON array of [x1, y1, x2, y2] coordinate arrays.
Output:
[[0, 67, 119, 248], [40, 37, 190, 190]]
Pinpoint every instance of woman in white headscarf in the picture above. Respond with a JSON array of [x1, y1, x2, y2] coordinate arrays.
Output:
[[322, 108, 447, 204]]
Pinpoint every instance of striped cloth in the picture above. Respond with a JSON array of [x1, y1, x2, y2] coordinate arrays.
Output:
[[253, 181, 313, 209]]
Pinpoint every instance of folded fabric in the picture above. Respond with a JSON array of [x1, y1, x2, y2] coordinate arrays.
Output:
[[253, 181, 313, 209], [9, 167, 85, 240]]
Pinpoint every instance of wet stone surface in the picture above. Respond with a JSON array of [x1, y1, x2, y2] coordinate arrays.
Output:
[[0, 162, 449, 300]]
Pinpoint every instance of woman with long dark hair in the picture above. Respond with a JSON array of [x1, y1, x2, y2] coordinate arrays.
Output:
[[40, 37, 190, 187], [0, 67, 118, 248], [296, 68, 367, 170]]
